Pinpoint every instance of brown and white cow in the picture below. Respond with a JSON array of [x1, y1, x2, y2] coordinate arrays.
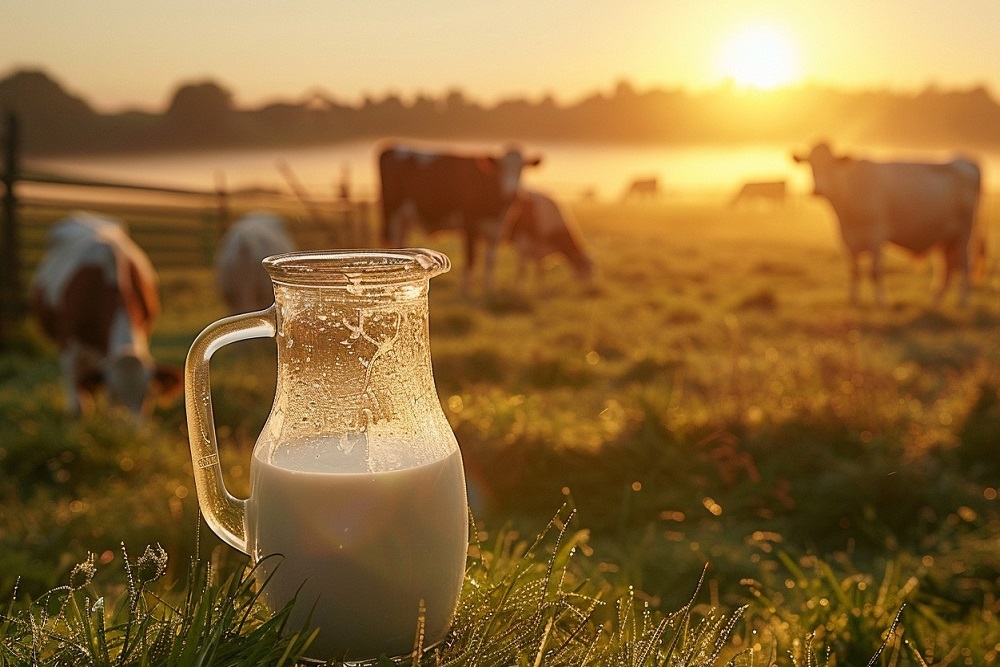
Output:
[[503, 189, 594, 283], [30, 211, 181, 416], [215, 210, 296, 314], [378, 143, 542, 292], [793, 143, 982, 307]]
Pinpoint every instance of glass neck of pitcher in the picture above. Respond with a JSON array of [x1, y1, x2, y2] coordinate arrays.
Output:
[[266, 278, 437, 439]]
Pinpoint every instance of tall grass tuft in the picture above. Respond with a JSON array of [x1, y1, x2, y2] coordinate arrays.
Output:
[[0, 535, 314, 666]]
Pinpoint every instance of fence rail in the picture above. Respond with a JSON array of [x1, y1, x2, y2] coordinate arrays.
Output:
[[0, 112, 376, 345]]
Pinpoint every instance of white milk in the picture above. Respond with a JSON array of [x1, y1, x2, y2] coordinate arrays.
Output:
[[246, 441, 468, 661]]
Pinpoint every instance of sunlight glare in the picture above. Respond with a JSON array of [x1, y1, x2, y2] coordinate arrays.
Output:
[[717, 23, 801, 90]]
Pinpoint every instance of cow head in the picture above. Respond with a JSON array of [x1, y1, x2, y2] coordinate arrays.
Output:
[[103, 353, 183, 416], [76, 349, 183, 417], [496, 146, 542, 200], [792, 142, 849, 199]]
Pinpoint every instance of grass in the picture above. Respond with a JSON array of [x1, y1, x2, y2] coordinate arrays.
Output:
[[2, 194, 1000, 664], [0, 508, 915, 666]]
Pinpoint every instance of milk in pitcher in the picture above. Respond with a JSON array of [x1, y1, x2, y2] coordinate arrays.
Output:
[[246, 437, 468, 660]]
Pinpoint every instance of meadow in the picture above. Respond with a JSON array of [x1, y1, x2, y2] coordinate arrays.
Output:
[[1, 194, 999, 665]]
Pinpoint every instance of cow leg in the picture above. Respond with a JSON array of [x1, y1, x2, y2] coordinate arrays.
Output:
[[847, 252, 862, 306], [513, 241, 539, 285], [482, 237, 499, 293], [462, 231, 478, 295], [958, 244, 971, 307], [870, 247, 886, 307], [516, 249, 529, 282], [59, 344, 84, 416], [939, 241, 969, 307], [385, 201, 416, 247]]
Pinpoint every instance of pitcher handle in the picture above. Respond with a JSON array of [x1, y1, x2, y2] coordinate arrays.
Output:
[[184, 306, 277, 553]]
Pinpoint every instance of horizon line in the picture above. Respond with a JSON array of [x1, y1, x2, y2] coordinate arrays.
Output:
[[3, 65, 997, 116]]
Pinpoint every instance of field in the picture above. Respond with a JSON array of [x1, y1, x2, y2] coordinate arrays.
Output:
[[2, 194, 999, 664]]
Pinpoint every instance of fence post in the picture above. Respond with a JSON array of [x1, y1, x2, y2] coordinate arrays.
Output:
[[0, 112, 23, 345], [210, 171, 230, 265], [215, 170, 230, 235]]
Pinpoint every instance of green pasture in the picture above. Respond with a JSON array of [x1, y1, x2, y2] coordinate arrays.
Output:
[[1, 195, 999, 665]]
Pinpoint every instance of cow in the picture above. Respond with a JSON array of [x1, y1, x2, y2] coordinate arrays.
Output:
[[378, 143, 542, 292], [729, 180, 787, 207], [215, 210, 297, 313], [503, 189, 594, 283], [30, 211, 182, 417], [792, 142, 982, 307], [622, 177, 660, 200]]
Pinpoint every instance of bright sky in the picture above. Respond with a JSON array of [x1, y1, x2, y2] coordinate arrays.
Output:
[[3, 0, 999, 112]]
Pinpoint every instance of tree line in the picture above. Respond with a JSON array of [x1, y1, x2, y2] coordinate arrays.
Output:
[[4, 68, 1000, 157]]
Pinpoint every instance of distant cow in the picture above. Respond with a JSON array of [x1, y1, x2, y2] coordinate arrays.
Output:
[[793, 142, 982, 306], [215, 211, 296, 313], [730, 180, 786, 206], [30, 211, 181, 416], [622, 177, 660, 200], [378, 144, 542, 292], [504, 189, 594, 282]]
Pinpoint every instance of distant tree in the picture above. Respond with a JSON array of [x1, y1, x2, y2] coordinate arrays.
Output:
[[157, 80, 239, 147], [443, 89, 472, 112], [613, 79, 637, 100], [5, 67, 1000, 156], [166, 81, 233, 119], [0, 69, 100, 154]]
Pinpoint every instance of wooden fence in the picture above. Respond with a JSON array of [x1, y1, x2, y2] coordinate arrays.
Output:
[[0, 112, 376, 344]]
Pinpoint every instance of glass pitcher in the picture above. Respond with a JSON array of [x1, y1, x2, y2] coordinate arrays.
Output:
[[184, 248, 468, 662]]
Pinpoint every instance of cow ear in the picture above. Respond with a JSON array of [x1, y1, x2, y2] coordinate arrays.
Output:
[[152, 364, 184, 404], [527, 156, 543, 167], [792, 153, 806, 163]]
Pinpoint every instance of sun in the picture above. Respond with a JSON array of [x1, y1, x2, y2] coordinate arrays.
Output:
[[717, 23, 801, 90]]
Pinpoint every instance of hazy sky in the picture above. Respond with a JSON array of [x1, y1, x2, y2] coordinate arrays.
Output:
[[4, 1, 999, 112]]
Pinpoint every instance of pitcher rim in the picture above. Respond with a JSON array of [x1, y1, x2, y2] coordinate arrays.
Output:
[[262, 248, 451, 286]]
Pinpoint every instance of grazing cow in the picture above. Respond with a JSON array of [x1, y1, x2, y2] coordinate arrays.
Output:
[[378, 143, 542, 292], [793, 142, 982, 306], [215, 211, 296, 313], [30, 211, 181, 416], [504, 189, 594, 283], [622, 177, 660, 200], [730, 180, 787, 207]]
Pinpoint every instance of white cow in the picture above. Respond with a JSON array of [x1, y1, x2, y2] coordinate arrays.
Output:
[[31, 211, 181, 416], [215, 211, 297, 313], [793, 143, 982, 306]]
